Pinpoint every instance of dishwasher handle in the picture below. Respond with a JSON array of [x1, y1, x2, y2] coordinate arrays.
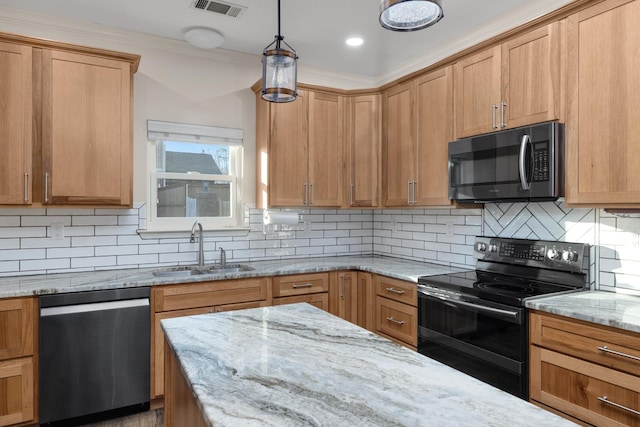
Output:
[[41, 298, 149, 317]]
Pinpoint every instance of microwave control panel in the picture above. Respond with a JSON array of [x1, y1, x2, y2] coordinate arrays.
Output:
[[532, 141, 549, 182]]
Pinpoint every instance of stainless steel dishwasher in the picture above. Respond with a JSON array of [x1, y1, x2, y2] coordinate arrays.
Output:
[[39, 287, 150, 426]]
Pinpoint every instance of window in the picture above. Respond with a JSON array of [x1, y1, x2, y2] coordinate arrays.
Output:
[[146, 120, 244, 231]]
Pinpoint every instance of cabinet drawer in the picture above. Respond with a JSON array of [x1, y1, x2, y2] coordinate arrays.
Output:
[[273, 293, 329, 311], [375, 276, 416, 305], [153, 278, 269, 312], [272, 273, 329, 297], [531, 312, 640, 377], [531, 346, 640, 427], [0, 298, 34, 361], [0, 356, 34, 426], [376, 297, 417, 347]]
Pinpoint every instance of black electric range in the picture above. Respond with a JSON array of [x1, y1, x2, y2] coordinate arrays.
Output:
[[416, 236, 590, 400]]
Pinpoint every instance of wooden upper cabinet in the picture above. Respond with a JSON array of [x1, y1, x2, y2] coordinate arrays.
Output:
[[260, 89, 344, 208], [454, 46, 502, 138], [346, 94, 381, 208], [0, 42, 32, 205], [415, 66, 454, 206], [502, 22, 560, 129], [383, 81, 415, 207], [454, 22, 560, 139], [308, 91, 344, 207], [384, 67, 453, 208], [268, 90, 309, 207], [565, 0, 640, 206], [42, 50, 133, 206]]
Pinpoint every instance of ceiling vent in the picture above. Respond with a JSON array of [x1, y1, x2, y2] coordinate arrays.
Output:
[[191, 0, 246, 18]]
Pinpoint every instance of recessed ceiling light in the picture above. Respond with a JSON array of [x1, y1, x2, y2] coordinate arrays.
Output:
[[346, 37, 364, 47]]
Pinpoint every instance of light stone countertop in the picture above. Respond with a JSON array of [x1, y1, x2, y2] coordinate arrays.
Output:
[[0, 255, 467, 298], [526, 291, 640, 334], [161, 303, 578, 427]]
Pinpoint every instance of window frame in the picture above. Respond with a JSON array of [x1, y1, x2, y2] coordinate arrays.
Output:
[[145, 120, 245, 232]]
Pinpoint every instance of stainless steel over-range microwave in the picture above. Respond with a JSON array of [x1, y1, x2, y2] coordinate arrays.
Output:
[[448, 121, 564, 203]]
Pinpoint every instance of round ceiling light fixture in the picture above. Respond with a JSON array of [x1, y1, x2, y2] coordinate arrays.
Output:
[[346, 37, 364, 47], [183, 27, 224, 49], [379, 0, 444, 32]]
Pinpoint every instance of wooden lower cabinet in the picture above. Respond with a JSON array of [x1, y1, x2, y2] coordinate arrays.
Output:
[[328, 271, 358, 323], [151, 278, 271, 398], [530, 311, 640, 426], [272, 273, 329, 311], [0, 357, 34, 427], [374, 276, 417, 350], [355, 272, 375, 332], [0, 297, 36, 427], [164, 344, 207, 427]]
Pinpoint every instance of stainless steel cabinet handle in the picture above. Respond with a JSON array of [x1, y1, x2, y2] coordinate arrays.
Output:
[[350, 184, 354, 206], [597, 345, 640, 362], [597, 396, 640, 416], [500, 102, 507, 128], [412, 180, 417, 204], [386, 316, 405, 326], [386, 287, 405, 295], [303, 183, 308, 205], [407, 180, 412, 205], [492, 104, 498, 129], [340, 274, 345, 299], [44, 172, 49, 203], [292, 283, 313, 289], [310, 183, 314, 205], [24, 173, 29, 203]]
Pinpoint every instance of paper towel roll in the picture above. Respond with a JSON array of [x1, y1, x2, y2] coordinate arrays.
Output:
[[263, 210, 300, 225]]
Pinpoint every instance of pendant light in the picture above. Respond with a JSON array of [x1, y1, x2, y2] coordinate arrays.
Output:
[[379, 0, 444, 32], [261, 0, 298, 103]]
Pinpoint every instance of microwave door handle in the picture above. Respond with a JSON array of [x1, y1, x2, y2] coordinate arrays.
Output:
[[519, 134, 532, 190]]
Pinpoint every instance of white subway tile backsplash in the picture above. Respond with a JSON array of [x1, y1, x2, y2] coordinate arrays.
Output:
[[0, 227, 46, 238], [0, 208, 45, 216], [0, 261, 20, 273], [21, 216, 71, 227], [117, 254, 159, 266], [21, 258, 70, 271], [96, 245, 139, 256], [47, 247, 95, 259], [72, 236, 117, 247], [95, 225, 139, 236], [72, 256, 117, 268], [0, 217, 20, 227], [0, 239, 19, 250], [72, 216, 118, 226], [21, 237, 70, 249], [1, 249, 46, 261]]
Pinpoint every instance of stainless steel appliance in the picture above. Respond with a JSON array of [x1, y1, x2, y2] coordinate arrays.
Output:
[[448, 121, 563, 202], [417, 236, 589, 399], [39, 287, 150, 426]]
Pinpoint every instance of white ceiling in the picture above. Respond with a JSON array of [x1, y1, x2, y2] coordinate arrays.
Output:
[[0, 0, 574, 82]]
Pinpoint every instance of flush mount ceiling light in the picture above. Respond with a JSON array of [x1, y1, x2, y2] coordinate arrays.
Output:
[[379, 0, 444, 32], [346, 37, 364, 47], [183, 27, 224, 49], [261, 0, 298, 103]]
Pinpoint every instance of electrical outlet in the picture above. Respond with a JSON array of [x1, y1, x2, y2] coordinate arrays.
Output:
[[51, 223, 64, 240]]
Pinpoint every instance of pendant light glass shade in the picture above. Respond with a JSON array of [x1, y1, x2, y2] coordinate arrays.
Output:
[[261, 0, 298, 103], [379, 0, 444, 32]]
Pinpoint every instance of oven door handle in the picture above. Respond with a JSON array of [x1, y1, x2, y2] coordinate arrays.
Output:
[[419, 289, 521, 320]]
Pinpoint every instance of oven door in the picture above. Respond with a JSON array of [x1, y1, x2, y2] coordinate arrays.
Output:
[[417, 287, 528, 399]]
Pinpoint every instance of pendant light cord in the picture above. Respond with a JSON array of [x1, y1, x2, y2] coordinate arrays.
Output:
[[277, 0, 281, 39]]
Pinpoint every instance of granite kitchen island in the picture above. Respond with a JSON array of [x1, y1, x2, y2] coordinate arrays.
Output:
[[161, 303, 577, 427]]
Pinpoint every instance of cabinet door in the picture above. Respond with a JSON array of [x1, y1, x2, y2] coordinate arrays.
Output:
[[329, 271, 358, 323], [376, 296, 417, 347], [269, 90, 308, 207], [347, 95, 381, 207], [308, 91, 344, 207], [152, 306, 214, 398], [565, 0, 640, 205], [42, 50, 132, 205], [273, 293, 329, 311], [356, 272, 375, 332], [383, 82, 415, 207], [502, 23, 560, 129], [0, 42, 32, 205], [454, 46, 501, 138], [0, 357, 34, 426], [415, 67, 454, 206], [0, 298, 34, 361]]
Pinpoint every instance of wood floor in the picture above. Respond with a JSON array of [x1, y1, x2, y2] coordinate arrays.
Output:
[[83, 409, 163, 427]]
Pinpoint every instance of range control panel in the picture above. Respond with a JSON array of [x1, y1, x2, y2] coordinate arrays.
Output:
[[473, 236, 589, 274]]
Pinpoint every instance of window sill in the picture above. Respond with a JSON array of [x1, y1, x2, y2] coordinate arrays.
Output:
[[137, 227, 252, 240]]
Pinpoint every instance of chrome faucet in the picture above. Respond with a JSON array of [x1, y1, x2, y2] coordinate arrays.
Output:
[[190, 221, 204, 267], [220, 247, 226, 268]]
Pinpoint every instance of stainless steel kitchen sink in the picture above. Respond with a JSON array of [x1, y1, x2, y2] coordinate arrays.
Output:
[[152, 264, 254, 277]]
